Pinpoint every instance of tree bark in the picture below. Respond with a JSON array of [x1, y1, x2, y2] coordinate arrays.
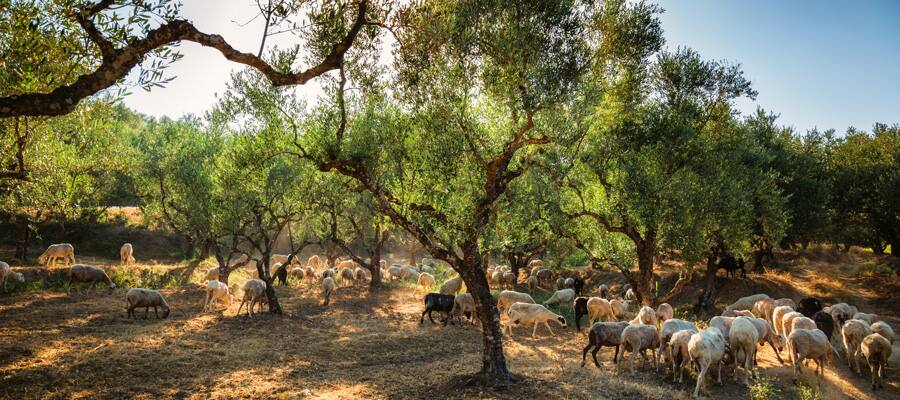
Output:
[[635, 243, 655, 306], [15, 213, 30, 262], [695, 253, 719, 314], [456, 252, 511, 387], [183, 235, 195, 259]]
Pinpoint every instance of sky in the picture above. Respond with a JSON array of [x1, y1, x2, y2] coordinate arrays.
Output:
[[122, 0, 900, 134]]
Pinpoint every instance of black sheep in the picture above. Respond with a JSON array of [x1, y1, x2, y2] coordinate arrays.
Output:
[[419, 293, 456, 326], [273, 263, 288, 285], [574, 297, 589, 331], [572, 277, 585, 296], [813, 310, 835, 340], [717, 255, 746, 278], [797, 297, 823, 318]]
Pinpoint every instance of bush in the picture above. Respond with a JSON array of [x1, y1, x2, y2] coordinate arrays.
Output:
[[793, 384, 822, 400], [749, 376, 782, 400]]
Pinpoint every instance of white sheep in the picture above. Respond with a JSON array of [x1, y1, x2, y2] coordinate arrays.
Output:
[[730, 316, 760, 383], [387, 265, 405, 281], [781, 311, 805, 339], [120, 243, 136, 265], [528, 259, 543, 270], [830, 302, 855, 326], [688, 327, 727, 398], [774, 297, 795, 309], [610, 299, 634, 320], [417, 272, 435, 291], [852, 312, 879, 325], [772, 305, 794, 336], [656, 319, 698, 373], [722, 309, 755, 318], [125, 288, 170, 319], [751, 297, 774, 324], [0, 261, 24, 288], [861, 333, 892, 390], [630, 305, 658, 327], [505, 302, 567, 338], [619, 323, 659, 375], [497, 290, 535, 316], [501, 271, 517, 288], [439, 276, 463, 295], [842, 319, 872, 374], [788, 328, 833, 379], [38, 243, 76, 267], [322, 277, 336, 306], [67, 264, 116, 293], [452, 293, 477, 325], [724, 293, 771, 312], [236, 279, 267, 317], [543, 288, 575, 307], [709, 315, 735, 341], [587, 297, 615, 325], [624, 288, 637, 302], [656, 302, 674, 326], [747, 316, 786, 365], [322, 268, 336, 280], [304, 265, 317, 281], [871, 321, 894, 343], [790, 316, 817, 333], [307, 254, 320, 269], [669, 329, 694, 383], [205, 266, 220, 281], [203, 280, 233, 311], [290, 266, 305, 281]]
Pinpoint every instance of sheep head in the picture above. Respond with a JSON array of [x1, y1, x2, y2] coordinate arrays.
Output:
[[556, 316, 568, 328]]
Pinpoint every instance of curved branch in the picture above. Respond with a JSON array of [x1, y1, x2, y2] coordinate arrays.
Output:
[[0, 0, 369, 118]]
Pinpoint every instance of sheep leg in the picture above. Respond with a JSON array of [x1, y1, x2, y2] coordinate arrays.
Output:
[[656, 342, 665, 373], [581, 342, 593, 367], [768, 338, 784, 364], [612, 345, 620, 364], [532, 323, 539, 338], [154, 307, 159, 319], [419, 309, 428, 324], [629, 345, 639, 375], [236, 300, 246, 316], [427, 309, 437, 324], [545, 322, 554, 336], [248, 299, 255, 318], [693, 364, 708, 398], [143, 307, 149, 319]]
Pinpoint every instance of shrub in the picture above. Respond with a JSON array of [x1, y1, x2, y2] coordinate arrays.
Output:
[[749, 376, 782, 400]]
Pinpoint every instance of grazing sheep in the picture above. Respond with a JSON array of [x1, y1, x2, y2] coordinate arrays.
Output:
[[871, 321, 894, 344], [506, 303, 567, 338], [747, 316, 785, 364], [609, 299, 634, 321], [709, 316, 735, 341], [619, 323, 660, 374], [417, 272, 435, 291], [555, 277, 566, 290], [339, 267, 356, 286], [501, 271, 517, 288], [730, 317, 761, 383], [543, 288, 576, 307], [813, 310, 835, 341], [203, 280, 233, 311], [290, 267, 305, 281], [125, 288, 170, 319], [304, 266, 317, 281], [656, 303, 674, 325], [120, 243, 136, 265], [236, 279, 267, 317], [322, 268, 336, 280], [497, 290, 535, 316], [791, 316, 817, 333], [526, 275, 540, 291], [788, 328, 833, 379], [630, 306, 658, 327], [781, 311, 805, 339], [751, 298, 775, 324], [205, 266, 220, 281], [830, 302, 855, 326], [67, 264, 116, 293], [657, 319, 698, 372], [581, 321, 629, 367], [842, 319, 873, 374], [773, 305, 795, 336], [0, 261, 24, 288], [725, 293, 771, 312], [528, 259, 543, 270], [722, 309, 755, 318], [387, 265, 405, 281], [38, 243, 76, 267], [852, 312, 879, 325], [861, 333, 892, 390], [574, 297, 590, 332], [536, 268, 553, 284], [452, 293, 477, 324], [796, 297, 824, 318], [688, 327, 727, 398], [587, 297, 615, 326], [489, 270, 502, 286], [420, 293, 456, 325], [439, 276, 463, 295], [569, 276, 585, 296], [625, 288, 637, 302], [307, 254, 320, 269], [669, 330, 694, 383], [321, 277, 336, 306], [597, 284, 609, 299]]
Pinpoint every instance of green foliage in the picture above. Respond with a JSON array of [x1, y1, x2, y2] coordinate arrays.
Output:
[[749, 376, 783, 400]]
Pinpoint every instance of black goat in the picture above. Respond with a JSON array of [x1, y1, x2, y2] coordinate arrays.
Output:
[[574, 297, 589, 331], [572, 277, 585, 296], [273, 263, 288, 285], [797, 297, 823, 318], [717, 255, 746, 278], [419, 293, 456, 326], [813, 310, 835, 340]]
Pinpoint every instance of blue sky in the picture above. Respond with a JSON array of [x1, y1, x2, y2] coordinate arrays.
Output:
[[123, 0, 900, 134]]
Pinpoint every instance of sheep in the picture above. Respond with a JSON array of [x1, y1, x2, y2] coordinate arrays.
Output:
[[120, 243, 136, 265], [656, 319, 698, 373], [569, 276, 585, 296], [322, 268, 336, 280], [543, 288, 575, 307], [669, 330, 694, 383], [587, 297, 615, 327], [536, 268, 553, 284], [581, 321, 629, 367], [781, 311, 805, 339], [387, 265, 405, 281], [420, 265, 434, 274], [751, 298, 775, 325], [420, 293, 457, 326], [709, 316, 735, 341], [774, 298, 796, 309], [624, 288, 637, 302], [339, 267, 356, 286], [439, 276, 463, 295], [747, 316, 785, 364], [656, 303, 674, 325], [852, 312, 879, 325], [813, 310, 835, 341], [321, 277, 336, 306], [618, 323, 659, 374], [861, 333, 892, 390], [290, 266, 305, 281], [688, 327, 727, 398], [597, 284, 609, 299], [307, 254, 320, 269], [730, 317, 760, 383], [271, 254, 299, 266], [791, 316, 817, 333], [125, 288, 171, 319], [829, 302, 855, 326], [67, 264, 116, 293], [772, 305, 794, 336], [236, 279, 267, 317], [526, 275, 540, 291], [871, 321, 894, 344], [788, 328, 833, 379], [489, 270, 502, 286], [421, 257, 437, 267], [451, 293, 477, 324], [417, 272, 435, 291], [528, 259, 543, 270], [574, 297, 590, 331], [501, 271, 517, 288], [724, 293, 771, 312], [497, 290, 535, 316], [555, 277, 566, 290], [379, 259, 387, 270], [38, 243, 76, 266], [842, 319, 872, 374], [610, 299, 634, 320], [722, 309, 755, 318], [796, 297, 824, 318], [272, 263, 288, 285], [304, 266, 317, 281], [205, 266, 220, 281], [506, 302, 567, 338], [0, 261, 24, 288], [716, 254, 745, 278], [203, 280, 233, 311], [630, 305, 658, 327]]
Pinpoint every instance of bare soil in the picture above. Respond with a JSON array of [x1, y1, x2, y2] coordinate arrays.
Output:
[[0, 247, 898, 399]]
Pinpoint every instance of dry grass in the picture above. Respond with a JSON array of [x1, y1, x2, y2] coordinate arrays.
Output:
[[0, 250, 898, 399]]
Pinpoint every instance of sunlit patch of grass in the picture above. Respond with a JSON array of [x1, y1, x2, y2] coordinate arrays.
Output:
[[749, 375, 783, 400]]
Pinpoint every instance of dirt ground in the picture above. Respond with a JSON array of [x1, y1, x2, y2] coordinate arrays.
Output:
[[0, 249, 898, 399]]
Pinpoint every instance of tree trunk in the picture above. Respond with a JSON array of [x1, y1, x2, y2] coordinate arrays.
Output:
[[15, 213, 30, 262], [695, 254, 718, 314], [184, 235, 195, 259], [456, 255, 511, 387], [636, 243, 655, 306], [199, 239, 212, 259], [257, 260, 283, 314]]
